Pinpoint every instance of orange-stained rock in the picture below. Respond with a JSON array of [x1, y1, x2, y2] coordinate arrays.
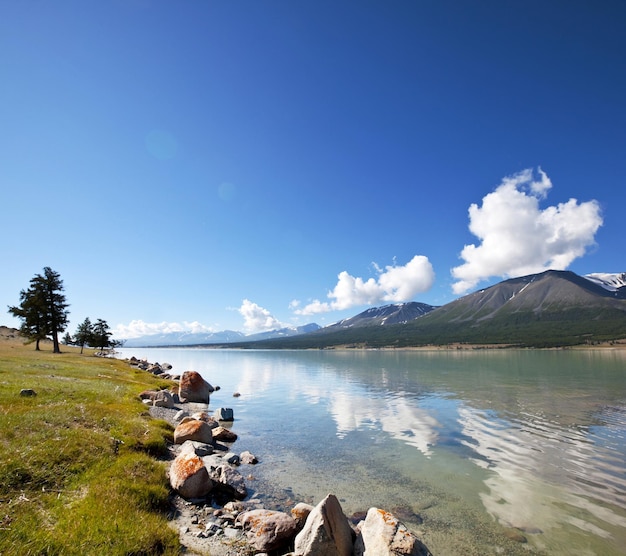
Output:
[[179, 371, 214, 403], [169, 452, 213, 499], [174, 419, 213, 444]]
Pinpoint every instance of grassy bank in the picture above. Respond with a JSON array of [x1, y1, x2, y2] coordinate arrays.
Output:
[[0, 332, 180, 555]]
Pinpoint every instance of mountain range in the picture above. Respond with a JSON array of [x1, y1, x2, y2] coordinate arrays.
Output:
[[122, 323, 321, 348], [122, 270, 626, 349], [326, 301, 437, 329]]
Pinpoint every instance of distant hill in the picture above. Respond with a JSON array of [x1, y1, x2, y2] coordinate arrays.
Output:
[[233, 270, 626, 349]]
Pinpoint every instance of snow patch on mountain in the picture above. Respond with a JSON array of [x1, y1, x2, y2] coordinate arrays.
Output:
[[584, 273, 626, 292]]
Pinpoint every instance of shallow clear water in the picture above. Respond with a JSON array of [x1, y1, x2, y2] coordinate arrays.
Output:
[[118, 348, 626, 555]]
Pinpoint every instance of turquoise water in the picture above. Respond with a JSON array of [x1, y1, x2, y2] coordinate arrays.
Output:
[[118, 348, 626, 555]]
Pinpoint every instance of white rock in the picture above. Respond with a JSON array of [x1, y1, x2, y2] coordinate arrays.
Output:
[[294, 494, 354, 556], [353, 507, 430, 556]]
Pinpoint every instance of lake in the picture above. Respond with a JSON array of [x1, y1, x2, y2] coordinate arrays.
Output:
[[116, 347, 626, 555]]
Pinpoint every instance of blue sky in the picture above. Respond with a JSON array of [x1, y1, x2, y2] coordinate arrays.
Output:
[[1, 1, 625, 339]]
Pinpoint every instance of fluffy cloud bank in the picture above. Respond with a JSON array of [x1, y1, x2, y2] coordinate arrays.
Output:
[[451, 168, 603, 295], [239, 299, 284, 332], [113, 319, 213, 339], [294, 255, 435, 315]]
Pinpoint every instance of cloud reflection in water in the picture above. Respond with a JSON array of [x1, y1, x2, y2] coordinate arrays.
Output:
[[457, 405, 626, 542]]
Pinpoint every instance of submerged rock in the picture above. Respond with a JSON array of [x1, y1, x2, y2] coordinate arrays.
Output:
[[240, 450, 259, 465]]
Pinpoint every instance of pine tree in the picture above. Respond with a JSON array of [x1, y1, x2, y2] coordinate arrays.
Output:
[[8, 285, 48, 350], [74, 317, 94, 354], [8, 267, 70, 353], [92, 318, 115, 352]]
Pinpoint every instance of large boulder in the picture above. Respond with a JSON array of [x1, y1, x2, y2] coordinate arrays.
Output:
[[239, 509, 298, 552], [179, 371, 214, 403], [294, 494, 354, 556], [173, 419, 214, 444], [353, 507, 431, 556], [152, 389, 175, 408], [169, 452, 213, 499]]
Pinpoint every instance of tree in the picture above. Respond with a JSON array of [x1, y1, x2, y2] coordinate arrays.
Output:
[[62, 332, 73, 345], [8, 285, 48, 350], [91, 318, 121, 352], [73, 317, 94, 354], [8, 267, 70, 353]]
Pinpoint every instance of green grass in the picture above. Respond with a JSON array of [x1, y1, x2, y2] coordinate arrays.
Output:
[[0, 337, 181, 555]]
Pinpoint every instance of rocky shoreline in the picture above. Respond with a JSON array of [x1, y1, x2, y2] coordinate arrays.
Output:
[[148, 404, 255, 556], [132, 356, 432, 555]]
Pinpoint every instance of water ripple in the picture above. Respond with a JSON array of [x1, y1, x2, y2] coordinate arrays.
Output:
[[458, 404, 626, 547]]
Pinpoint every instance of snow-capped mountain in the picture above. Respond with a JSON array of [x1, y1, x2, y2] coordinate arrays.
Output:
[[326, 302, 437, 330], [121, 271, 626, 349], [584, 273, 626, 293], [252, 270, 626, 349]]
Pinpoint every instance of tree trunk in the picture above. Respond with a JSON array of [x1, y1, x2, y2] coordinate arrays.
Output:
[[35, 338, 40, 351], [52, 331, 61, 354]]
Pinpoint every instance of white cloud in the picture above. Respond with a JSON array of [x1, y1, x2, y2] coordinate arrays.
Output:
[[294, 255, 435, 316], [239, 299, 284, 333], [113, 319, 213, 339], [451, 168, 603, 295]]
